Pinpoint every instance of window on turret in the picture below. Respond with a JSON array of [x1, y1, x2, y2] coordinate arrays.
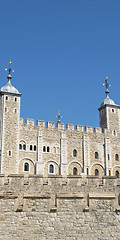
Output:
[[73, 149, 77, 157], [14, 109, 17, 114], [115, 154, 119, 161], [43, 146, 46, 152], [49, 164, 54, 174], [112, 109, 114, 113], [5, 108, 7, 113], [108, 154, 110, 160], [15, 97, 17, 102], [24, 162, 29, 172], [95, 152, 98, 159], [73, 167, 77, 175], [6, 96, 8, 101], [116, 171, 119, 178], [95, 169, 99, 176]]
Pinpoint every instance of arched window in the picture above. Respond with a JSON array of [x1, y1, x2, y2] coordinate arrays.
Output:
[[24, 162, 29, 172], [116, 171, 119, 178], [49, 164, 54, 173], [73, 167, 77, 175], [23, 144, 26, 150], [109, 170, 111, 176], [95, 169, 99, 176], [95, 152, 98, 159], [43, 146, 46, 152], [115, 154, 119, 161], [47, 146, 50, 152], [73, 149, 77, 157], [19, 144, 22, 150]]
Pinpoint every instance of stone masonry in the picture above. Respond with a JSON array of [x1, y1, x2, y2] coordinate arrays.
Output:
[[0, 66, 120, 239]]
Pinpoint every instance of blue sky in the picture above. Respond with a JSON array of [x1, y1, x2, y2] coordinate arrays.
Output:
[[0, 0, 120, 128]]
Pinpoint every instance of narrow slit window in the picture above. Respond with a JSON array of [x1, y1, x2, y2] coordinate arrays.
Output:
[[34, 145, 36, 151], [47, 146, 50, 152], [8, 150, 12, 157], [30, 145, 32, 151], [43, 146, 46, 152], [73, 149, 77, 157]]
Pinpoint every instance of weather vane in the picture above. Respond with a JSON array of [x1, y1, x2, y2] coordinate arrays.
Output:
[[56, 109, 62, 123], [103, 76, 111, 98], [5, 61, 14, 80]]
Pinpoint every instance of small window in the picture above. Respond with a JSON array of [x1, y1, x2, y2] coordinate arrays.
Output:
[[15, 97, 17, 102], [23, 144, 26, 151], [116, 171, 119, 178], [95, 152, 98, 159], [108, 154, 109, 160], [109, 170, 111, 176], [47, 146, 50, 152], [19, 144, 22, 150], [73, 149, 77, 157], [49, 164, 54, 173], [115, 154, 119, 161], [113, 130, 117, 136], [87, 168, 89, 175], [5, 108, 7, 112], [34, 145, 36, 151], [14, 109, 17, 114], [6, 96, 8, 101], [112, 109, 114, 113], [30, 145, 32, 151], [24, 162, 29, 172], [53, 147, 56, 153], [95, 169, 99, 176], [8, 150, 12, 157], [43, 146, 46, 152], [73, 167, 77, 175]]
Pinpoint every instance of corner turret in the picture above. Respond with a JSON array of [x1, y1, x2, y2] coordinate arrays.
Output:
[[98, 77, 120, 132]]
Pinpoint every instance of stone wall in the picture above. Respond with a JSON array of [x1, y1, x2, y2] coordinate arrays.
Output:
[[0, 175, 120, 239]]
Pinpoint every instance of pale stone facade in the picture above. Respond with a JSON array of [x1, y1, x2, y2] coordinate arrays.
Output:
[[0, 71, 120, 239], [0, 73, 120, 179]]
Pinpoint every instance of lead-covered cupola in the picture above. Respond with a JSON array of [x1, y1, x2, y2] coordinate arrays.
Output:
[[98, 77, 120, 131], [0, 61, 21, 95]]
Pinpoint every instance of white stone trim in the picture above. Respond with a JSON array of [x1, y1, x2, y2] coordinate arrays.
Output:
[[68, 160, 83, 169]]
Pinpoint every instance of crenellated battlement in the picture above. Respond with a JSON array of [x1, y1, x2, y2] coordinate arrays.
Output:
[[20, 118, 104, 134]]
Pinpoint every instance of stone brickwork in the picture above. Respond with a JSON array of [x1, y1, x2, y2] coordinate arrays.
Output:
[[0, 175, 119, 239]]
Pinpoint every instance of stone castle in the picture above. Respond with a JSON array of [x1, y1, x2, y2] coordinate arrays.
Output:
[[0, 62, 120, 240], [0, 64, 120, 179]]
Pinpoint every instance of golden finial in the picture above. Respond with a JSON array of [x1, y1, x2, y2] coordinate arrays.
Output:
[[56, 109, 62, 123]]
